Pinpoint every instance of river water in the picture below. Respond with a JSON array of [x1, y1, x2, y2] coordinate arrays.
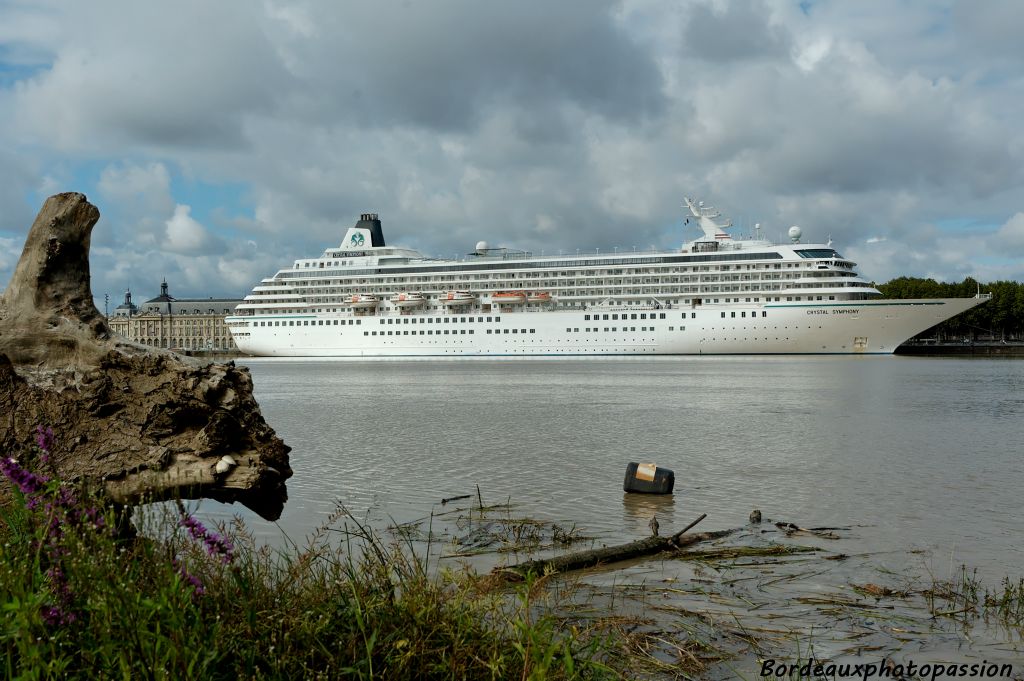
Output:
[[213, 355, 1021, 581]]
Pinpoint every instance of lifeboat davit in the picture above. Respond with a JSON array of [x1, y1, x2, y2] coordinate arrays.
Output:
[[493, 291, 527, 305], [527, 291, 552, 303], [390, 292, 426, 308], [443, 290, 476, 306], [350, 294, 379, 309]]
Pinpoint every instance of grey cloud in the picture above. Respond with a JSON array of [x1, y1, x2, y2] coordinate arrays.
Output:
[[953, 0, 1024, 62], [681, 0, 790, 62], [283, 0, 666, 132], [6, 0, 1024, 297], [12, 1, 293, 151], [676, 49, 1022, 203]]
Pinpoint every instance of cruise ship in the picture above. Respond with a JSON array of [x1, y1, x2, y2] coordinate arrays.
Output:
[[226, 198, 989, 356]]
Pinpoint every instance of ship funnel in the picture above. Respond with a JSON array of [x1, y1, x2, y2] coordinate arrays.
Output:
[[355, 213, 386, 247]]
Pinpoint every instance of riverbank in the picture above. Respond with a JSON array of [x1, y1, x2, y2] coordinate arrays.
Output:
[[179, 349, 245, 360], [4, 451, 1022, 678], [896, 341, 1024, 356]]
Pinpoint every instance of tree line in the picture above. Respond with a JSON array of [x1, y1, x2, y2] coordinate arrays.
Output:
[[877, 277, 1024, 341]]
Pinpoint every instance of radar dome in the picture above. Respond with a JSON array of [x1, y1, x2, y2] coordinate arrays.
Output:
[[475, 240, 489, 252], [788, 225, 802, 242]]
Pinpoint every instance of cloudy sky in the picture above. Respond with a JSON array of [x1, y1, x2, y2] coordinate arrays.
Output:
[[1, 0, 1022, 306]]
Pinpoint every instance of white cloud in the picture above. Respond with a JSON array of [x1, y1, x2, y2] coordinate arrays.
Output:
[[163, 204, 223, 256], [0, 237, 21, 275], [994, 213, 1024, 254]]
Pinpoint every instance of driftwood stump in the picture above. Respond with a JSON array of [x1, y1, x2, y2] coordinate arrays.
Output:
[[0, 193, 291, 520]]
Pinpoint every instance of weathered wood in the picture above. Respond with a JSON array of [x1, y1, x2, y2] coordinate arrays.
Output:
[[0, 193, 291, 519], [493, 525, 737, 581]]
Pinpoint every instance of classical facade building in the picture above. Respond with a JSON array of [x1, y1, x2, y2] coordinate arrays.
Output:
[[108, 281, 243, 352]]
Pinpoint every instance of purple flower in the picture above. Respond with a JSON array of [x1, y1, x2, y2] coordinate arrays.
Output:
[[35, 425, 54, 462], [173, 559, 206, 598], [179, 514, 235, 564], [40, 565, 77, 627], [40, 605, 76, 627], [0, 457, 49, 496]]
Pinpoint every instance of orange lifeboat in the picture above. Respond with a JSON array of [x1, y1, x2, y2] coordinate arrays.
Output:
[[527, 291, 552, 303], [349, 294, 379, 309], [442, 290, 476, 306], [493, 291, 527, 305], [390, 292, 426, 308]]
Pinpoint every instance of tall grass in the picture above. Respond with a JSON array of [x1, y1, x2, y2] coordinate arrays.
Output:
[[0, 431, 613, 680]]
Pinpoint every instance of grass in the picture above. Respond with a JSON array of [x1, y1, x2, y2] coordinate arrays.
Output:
[[0, 435, 617, 680], [924, 564, 1024, 626]]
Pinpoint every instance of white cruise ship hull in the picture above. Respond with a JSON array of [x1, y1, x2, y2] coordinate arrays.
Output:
[[228, 297, 986, 357]]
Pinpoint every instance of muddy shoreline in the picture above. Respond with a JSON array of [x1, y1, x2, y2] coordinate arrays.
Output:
[[391, 499, 1024, 679]]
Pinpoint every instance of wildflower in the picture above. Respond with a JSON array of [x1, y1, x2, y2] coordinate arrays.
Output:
[[35, 425, 54, 463], [40, 605, 76, 627], [178, 511, 235, 564], [0, 456, 49, 497], [172, 558, 206, 597]]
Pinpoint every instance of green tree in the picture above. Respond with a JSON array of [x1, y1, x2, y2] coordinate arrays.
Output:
[[878, 276, 1024, 341]]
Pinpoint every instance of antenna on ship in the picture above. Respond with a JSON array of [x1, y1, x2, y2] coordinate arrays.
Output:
[[755, 223, 762, 240]]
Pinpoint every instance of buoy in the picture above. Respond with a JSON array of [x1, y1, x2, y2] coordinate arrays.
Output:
[[623, 462, 674, 494]]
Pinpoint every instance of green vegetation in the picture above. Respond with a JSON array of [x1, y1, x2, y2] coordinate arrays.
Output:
[[924, 565, 1024, 626], [0, 432, 614, 680], [878, 276, 1024, 341]]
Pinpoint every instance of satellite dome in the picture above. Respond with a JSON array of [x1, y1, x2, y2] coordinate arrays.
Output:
[[475, 240, 489, 252], [788, 225, 802, 242]]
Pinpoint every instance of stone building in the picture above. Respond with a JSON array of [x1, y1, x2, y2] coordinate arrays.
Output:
[[108, 280, 243, 352]]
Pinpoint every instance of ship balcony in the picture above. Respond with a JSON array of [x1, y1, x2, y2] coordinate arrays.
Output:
[[237, 302, 310, 310]]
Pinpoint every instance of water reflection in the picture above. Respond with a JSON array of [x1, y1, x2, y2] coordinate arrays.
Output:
[[621, 493, 676, 537]]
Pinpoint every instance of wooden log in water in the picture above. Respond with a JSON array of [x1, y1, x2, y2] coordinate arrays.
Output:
[[493, 517, 736, 581]]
